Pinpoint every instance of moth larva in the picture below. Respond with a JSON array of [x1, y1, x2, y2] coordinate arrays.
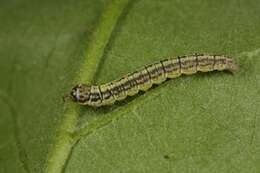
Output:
[[67, 53, 238, 107]]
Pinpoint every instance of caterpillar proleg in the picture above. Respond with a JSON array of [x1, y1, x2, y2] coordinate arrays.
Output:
[[68, 53, 238, 107]]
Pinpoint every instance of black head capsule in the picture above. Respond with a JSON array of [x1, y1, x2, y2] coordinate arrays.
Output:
[[69, 84, 92, 104]]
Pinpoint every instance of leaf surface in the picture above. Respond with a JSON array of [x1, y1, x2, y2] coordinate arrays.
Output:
[[0, 0, 260, 173]]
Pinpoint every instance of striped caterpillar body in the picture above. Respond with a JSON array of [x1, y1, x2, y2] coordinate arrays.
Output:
[[68, 54, 238, 107]]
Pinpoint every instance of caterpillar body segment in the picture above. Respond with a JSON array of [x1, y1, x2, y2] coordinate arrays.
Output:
[[68, 54, 238, 107]]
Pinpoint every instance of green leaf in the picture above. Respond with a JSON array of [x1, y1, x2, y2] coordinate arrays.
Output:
[[0, 0, 260, 173]]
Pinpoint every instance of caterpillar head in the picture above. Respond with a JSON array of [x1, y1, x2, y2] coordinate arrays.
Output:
[[68, 84, 92, 104]]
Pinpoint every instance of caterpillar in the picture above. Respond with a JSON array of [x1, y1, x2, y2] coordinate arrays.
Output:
[[67, 53, 238, 107]]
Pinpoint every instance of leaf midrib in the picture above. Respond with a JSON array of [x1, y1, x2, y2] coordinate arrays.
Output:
[[44, 1, 130, 173]]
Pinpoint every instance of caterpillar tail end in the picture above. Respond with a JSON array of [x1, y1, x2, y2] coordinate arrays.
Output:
[[227, 58, 239, 74]]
